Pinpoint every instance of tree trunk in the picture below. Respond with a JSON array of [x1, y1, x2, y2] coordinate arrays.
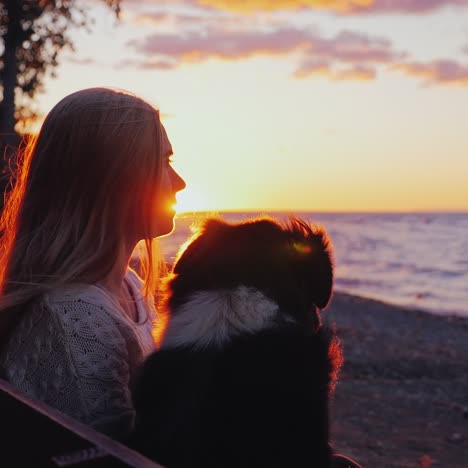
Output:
[[0, 0, 21, 164]]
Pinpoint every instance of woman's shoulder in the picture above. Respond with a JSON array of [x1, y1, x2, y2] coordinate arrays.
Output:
[[43, 269, 148, 324], [45, 269, 139, 308], [39, 284, 130, 358], [44, 282, 117, 312]]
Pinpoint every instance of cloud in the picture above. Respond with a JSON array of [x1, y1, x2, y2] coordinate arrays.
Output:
[[190, 0, 468, 14], [126, 7, 290, 32], [130, 11, 172, 25], [301, 30, 403, 63], [335, 64, 377, 80], [194, 0, 373, 14], [127, 27, 401, 81], [294, 60, 376, 80], [292, 30, 400, 78], [129, 28, 312, 61], [123, 8, 468, 87], [114, 0, 468, 15], [114, 57, 178, 70], [129, 11, 204, 26], [392, 59, 468, 85], [64, 56, 96, 65], [138, 59, 179, 70]]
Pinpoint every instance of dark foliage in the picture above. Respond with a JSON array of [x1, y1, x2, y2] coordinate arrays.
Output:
[[0, 1, 120, 158]]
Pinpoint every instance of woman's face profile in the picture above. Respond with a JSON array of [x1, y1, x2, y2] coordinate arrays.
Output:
[[150, 123, 186, 238]]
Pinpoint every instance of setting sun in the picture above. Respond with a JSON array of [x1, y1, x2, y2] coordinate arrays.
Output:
[[175, 186, 210, 213]]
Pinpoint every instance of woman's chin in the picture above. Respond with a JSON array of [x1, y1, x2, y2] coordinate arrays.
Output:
[[152, 216, 176, 238]]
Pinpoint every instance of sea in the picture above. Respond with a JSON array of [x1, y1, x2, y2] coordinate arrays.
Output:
[[158, 212, 468, 319]]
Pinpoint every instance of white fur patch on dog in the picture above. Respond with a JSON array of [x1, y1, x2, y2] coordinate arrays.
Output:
[[160, 286, 280, 350]]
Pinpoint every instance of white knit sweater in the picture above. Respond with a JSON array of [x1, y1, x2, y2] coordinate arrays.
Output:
[[0, 269, 157, 439]]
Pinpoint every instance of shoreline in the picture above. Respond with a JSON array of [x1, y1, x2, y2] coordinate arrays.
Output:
[[325, 292, 468, 468], [169, 211, 468, 325], [333, 289, 468, 322]]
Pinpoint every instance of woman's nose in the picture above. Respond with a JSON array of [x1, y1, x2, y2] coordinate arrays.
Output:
[[172, 168, 186, 192]]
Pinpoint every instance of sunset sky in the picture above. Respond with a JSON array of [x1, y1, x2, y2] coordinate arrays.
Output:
[[33, 0, 468, 213]]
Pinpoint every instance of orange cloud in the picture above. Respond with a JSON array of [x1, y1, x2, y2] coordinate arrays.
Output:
[[192, 0, 468, 14], [130, 11, 171, 25], [297, 63, 376, 80], [294, 60, 376, 80], [197, 0, 373, 13], [119, 0, 468, 14], [334, 65, 376, 80], [129, 11, 205, 26]]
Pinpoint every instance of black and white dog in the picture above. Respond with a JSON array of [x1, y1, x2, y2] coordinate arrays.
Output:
[[130, 216, 342, 468]]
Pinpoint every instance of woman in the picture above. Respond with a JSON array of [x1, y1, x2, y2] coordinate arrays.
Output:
[[0, 87, 186, 439]]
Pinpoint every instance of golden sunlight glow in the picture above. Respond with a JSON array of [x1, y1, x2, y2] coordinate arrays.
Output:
[[33, 4, 468, 214], [175, 187, 210, 213], [152, 312, 169, 348]]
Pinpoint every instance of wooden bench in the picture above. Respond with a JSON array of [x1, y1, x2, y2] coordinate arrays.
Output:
[[0, 378, 163, 467]]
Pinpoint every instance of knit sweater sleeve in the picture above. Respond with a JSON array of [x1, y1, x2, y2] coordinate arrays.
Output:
[[1, 297, 136, 439], [55, 299, 136, 438]]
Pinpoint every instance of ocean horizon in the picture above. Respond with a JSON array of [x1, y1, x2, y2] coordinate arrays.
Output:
[[158, 211, 468, 319]]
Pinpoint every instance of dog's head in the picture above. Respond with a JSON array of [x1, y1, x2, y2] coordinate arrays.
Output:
[[165, 216, 334, 326]]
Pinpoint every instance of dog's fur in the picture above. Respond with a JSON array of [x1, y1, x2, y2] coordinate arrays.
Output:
[[130, 216, 342, 468]]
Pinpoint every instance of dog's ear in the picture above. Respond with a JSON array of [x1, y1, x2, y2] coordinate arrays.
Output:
[[285, 218, 334, 310], [308, 234, 333, 309], [173, 218, 228, 277]]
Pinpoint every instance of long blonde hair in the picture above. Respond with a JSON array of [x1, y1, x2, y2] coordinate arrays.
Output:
[[0, 88, 165, 342]]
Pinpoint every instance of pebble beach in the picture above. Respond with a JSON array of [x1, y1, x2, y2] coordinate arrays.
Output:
[[325, 293, 468, 468]]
